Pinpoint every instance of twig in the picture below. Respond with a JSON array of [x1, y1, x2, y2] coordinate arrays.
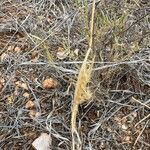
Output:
[[134, 120, 149, 146], [131, 97, 150, 110], [135, 113, 150, 127]]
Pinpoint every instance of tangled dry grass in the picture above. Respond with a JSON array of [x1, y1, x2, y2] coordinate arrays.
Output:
[[0, 0, 150, 150]]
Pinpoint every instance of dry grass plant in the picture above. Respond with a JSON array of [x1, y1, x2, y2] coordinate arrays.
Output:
[[71, 0, 96, 150]]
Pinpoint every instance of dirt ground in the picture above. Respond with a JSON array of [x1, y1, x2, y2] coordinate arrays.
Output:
[[0, 0, 150, 150]]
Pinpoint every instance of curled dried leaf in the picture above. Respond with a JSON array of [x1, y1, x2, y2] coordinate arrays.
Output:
[[42, 78, 58, 89]]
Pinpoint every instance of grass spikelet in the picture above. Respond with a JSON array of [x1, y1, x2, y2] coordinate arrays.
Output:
[[71, 0, 96, 150]]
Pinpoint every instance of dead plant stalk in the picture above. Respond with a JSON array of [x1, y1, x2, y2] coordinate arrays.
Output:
[[71, 0, 96, 150]]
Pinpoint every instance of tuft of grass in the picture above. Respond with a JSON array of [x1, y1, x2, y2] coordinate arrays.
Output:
[[71, 0, 96, 150], [30, 34, 54, 62]]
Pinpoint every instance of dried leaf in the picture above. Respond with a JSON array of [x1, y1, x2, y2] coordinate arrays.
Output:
[[42, 78, 58, 89], [32, 133, 51, 150]]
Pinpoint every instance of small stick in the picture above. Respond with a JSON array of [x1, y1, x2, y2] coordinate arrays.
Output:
[[134, 120, 149, 146]]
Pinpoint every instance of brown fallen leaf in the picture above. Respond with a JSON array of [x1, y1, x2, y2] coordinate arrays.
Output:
[[42, 78, 58, 89], [32, 133, 51, 150]]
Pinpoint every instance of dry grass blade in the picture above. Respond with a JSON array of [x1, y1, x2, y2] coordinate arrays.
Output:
[[134, 120, 149, 146], [71, 0, 96, 150], [131, 97, 150, 110]]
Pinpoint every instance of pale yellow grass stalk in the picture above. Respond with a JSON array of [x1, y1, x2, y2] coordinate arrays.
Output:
[[71, 0, 96, 150]]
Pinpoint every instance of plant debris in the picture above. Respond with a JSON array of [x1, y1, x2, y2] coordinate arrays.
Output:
[[42, 78, 58, 89], [0, 0, 149, 149]]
